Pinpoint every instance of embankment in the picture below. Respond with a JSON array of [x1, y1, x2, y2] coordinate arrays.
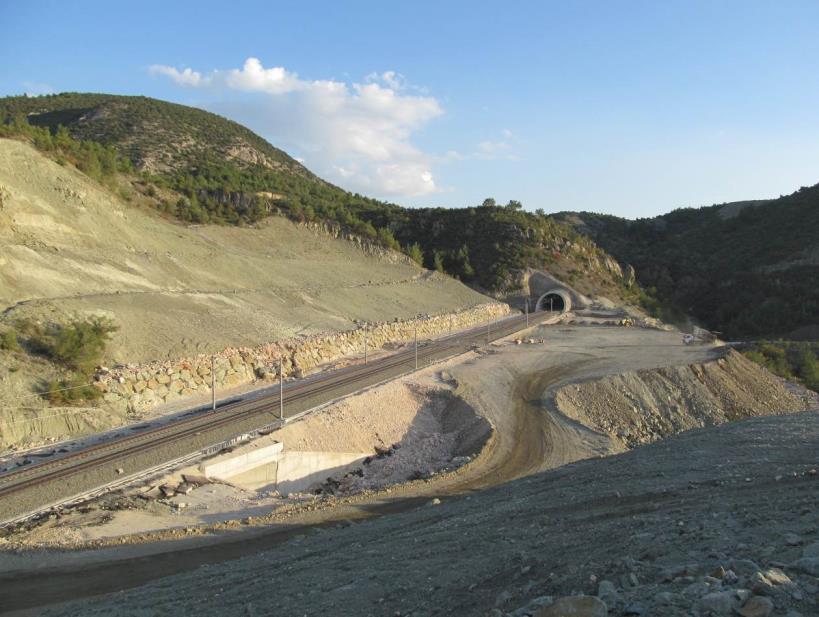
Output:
[[0, 302, 507, 449], [553, 349, 817, 448]]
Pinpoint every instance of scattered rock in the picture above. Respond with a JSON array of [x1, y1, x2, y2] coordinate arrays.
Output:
[[801, 542, 819, 559], [750, 568, 793, 595], [738, 595, 774, 617], [175, 482, 194, 495], [790, 557, 819, 576], [653, 591, 674, 605], [495, 590, 513, 607], [510, 596, 554, 617], [534, 596, 607, 617], [596, 580, 618, 609], [785, 533, 802, 546], [697, 590, 738, 615]]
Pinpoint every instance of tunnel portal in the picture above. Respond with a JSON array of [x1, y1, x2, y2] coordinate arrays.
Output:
[[535, 289, 571, 313]]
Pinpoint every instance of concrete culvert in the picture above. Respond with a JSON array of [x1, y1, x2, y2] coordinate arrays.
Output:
[[535, 289, 571, 313]]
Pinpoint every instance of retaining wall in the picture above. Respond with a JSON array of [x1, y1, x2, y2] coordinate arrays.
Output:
[[94, 302, 510, 413]]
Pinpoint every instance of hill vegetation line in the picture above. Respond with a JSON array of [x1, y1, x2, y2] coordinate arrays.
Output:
[[0, 93, 633, 299]]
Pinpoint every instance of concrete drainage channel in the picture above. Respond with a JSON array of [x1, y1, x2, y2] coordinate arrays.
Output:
[[202, 442, 368, 495]]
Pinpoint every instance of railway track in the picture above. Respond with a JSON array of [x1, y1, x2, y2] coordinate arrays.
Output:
[[0, 311, 553, 522]]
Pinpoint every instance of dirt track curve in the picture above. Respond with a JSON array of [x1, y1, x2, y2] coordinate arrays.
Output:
[[0, 327, 733, 614]]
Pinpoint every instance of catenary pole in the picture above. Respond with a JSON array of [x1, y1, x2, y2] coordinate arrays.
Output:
[[279, 357, 284, 420], [211, 355, 216, 411], [414, 325, 418, 370]]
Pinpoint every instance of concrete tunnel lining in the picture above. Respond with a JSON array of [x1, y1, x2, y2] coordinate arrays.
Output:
[[535, 288, 572, 313]]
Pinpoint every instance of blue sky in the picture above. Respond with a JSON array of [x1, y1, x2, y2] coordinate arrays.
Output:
[[3, 1, 819, 217]]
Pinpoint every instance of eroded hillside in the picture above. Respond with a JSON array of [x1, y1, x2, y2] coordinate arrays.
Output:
[[0, 94, 635, 302], [0, 139, 490, 363]]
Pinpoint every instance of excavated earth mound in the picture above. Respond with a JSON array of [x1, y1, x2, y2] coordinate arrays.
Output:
[[552, 350, 815, 448]]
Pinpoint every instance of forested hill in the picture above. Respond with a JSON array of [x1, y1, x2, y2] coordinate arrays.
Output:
[[0, 92, 315, 179], [555, 188, 819, 339], [0, 93, 631, 301]]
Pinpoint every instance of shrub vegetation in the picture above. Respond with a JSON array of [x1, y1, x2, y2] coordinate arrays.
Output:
[[744, 341, 819, 392], [12, 317, 118, 406]]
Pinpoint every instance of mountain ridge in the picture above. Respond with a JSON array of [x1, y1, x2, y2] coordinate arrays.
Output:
[[554, 188, 819, 338], [0, 92, 634, 303]]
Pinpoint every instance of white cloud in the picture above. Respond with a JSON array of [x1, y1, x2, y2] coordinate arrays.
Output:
[[473, 130, 521, 161], [148, 65, 208, 87], [150, 58, 444, 197]]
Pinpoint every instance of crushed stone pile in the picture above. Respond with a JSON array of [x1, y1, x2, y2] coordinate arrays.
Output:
[[554, 350, 816, 448]]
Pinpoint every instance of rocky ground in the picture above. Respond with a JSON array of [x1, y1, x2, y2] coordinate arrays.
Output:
[[554, 350, 814, 449], [28, 411, 819, 617], [2, 326, 817, 617]]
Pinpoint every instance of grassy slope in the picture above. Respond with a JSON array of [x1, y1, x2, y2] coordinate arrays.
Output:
[[555, 189, 819, 338]]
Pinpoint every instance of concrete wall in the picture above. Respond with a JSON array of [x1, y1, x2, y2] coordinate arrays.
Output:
[[275, 451, 367, 495], [199, 442, 367, 495], [201, 441, 284, 480]]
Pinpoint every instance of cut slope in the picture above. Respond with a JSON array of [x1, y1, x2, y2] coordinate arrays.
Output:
[[553, 349, 814, 448], [0, 138, 491, 364], [1, 94, 633, 300]]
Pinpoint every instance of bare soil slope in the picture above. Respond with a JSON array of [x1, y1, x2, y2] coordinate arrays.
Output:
[[0, 139, 489, 364], [554, 349, 811, 448]]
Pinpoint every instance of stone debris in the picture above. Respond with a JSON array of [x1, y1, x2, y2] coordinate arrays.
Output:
[[534, 596, 607, 617], [175, 483, 194, 495], [554, 350, 815, 449], [596, 580, 618, 609], [738, 595, 774, 617]]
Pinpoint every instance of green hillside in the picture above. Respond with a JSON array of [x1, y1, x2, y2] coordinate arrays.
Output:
[[0, 93, 631, 300], [555, 190, 819, 339], [0, 92, 311, 178]]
